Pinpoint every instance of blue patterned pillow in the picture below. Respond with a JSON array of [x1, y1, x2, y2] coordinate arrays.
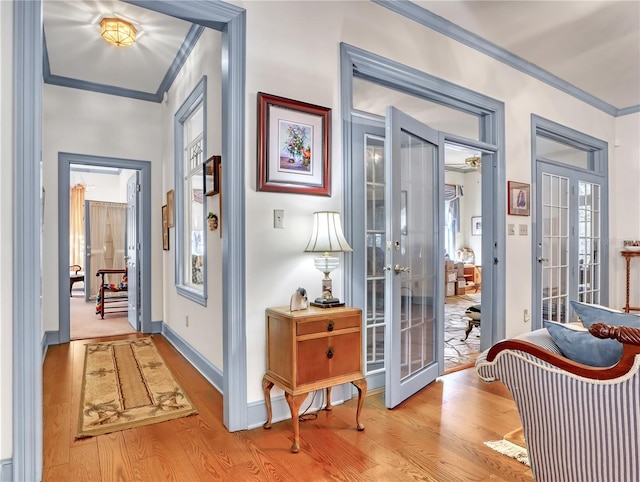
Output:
[[544, 302, 640, 367], [544, 321, 622, 367]]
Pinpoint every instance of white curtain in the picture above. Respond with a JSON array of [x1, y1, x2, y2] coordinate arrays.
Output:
[[88, 202, 126, 298], [69, 184, 86, 266]]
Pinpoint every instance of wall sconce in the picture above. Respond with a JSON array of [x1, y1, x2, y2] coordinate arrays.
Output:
[[304, 211, 352, 308]]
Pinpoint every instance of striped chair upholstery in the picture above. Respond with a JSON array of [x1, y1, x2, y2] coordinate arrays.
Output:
[[476, 325, 640, 482]]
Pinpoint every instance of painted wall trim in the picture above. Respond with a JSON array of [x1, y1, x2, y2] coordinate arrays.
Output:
[[173, 76, 208, 306], [0, 460, 13, 482], [617, 105, 640, 117], [58, 152, 153, 343], [125, 0, 248, 433], [161, 323, 223, 393], [43, 25, 205, 103], [372, 0, 628, 117], [42, 331, 60, 360], [13, 1, 44, 479]]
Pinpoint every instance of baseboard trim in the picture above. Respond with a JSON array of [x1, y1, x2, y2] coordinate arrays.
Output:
[[0, 459, 13, 482], [161, 323, 223, 394], [41, 330, 60, 360]]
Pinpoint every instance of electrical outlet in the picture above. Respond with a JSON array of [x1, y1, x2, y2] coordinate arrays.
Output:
[[523, 309, 530, 322], [519, 224, 528, 236], [185, 315, 189, 327], [508, 224, 515, 235], [274, 209, 284, 229]]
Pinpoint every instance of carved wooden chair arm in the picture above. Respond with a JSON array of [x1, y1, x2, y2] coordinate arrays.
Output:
[[70, 264, 82, 274], [486, 323, 640, 380]]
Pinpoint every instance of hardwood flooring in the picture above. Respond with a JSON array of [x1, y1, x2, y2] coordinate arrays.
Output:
[[43, 334, 534, 481]]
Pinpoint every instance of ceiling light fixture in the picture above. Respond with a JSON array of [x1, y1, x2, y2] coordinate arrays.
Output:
[[100, 17, 137, 47], [465, 155, 481, 169]]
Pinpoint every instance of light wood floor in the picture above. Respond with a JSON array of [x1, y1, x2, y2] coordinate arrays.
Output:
[[43, 333, 534, 481]]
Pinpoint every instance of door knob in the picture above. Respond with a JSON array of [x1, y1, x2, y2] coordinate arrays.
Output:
[[394, 264, 410, 274]]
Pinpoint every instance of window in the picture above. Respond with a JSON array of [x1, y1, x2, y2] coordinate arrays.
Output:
[[174, 77, 207, 304]]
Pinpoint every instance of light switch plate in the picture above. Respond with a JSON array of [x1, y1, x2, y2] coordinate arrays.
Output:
[[519, 224, 528, 236], [274, 209, 284, 229], [508, 224, 515, 235]]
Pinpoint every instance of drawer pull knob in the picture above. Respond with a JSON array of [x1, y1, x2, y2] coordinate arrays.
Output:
[[327, 321, 334, 332], [326, 347, 334, 359]]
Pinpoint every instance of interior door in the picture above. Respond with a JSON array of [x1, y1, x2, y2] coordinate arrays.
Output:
[[83, 200, 91, 302], [385, 106, 444, 409], [535, 162, 604, 326], [126, 173, 139, 330]]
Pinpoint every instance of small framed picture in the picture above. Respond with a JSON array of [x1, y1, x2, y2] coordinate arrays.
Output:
[[162, 205, 169, 250], [471, 216, 482, 236], [166, 189, 175, 227], [204, 155, 221, 196], [508, 181, 531, 216], [257, 92, 330, 196]]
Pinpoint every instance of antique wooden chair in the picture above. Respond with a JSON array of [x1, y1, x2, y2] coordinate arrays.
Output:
[[95, 268, 128, 319], [69, 265, 84, 296]]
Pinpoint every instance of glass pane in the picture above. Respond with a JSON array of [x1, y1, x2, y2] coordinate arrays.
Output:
[[537, 136, 591, 169], [365, 134, 386, 375], [541, 172, 570, 323], [184, 173, 204, 287], [398, 129, 436, 383], [353, 77, 480, 141]]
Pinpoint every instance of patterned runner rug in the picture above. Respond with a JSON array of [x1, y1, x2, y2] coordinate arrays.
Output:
[[78, 337, 197, 438]]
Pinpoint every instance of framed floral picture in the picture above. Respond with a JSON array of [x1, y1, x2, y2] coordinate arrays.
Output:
[[257, 92, 330, 196], [508, 181, 530, 216]]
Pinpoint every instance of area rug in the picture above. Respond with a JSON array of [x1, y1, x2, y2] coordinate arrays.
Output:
[[78, 337, 197, 438], [484, 427, 530, 466]]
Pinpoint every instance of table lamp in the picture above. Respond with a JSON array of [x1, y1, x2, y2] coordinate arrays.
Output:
[[304, 211, 352, 308]]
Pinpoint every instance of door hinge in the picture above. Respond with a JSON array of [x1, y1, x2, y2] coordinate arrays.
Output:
[[136, 184, 141, 192], [137, 242, 141, 250]]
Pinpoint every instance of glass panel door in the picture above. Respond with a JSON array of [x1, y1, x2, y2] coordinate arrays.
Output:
[[385, 106, 443, 409]]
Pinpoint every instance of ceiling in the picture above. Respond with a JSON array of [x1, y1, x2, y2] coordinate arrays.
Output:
[[43, 0, 640, 112]]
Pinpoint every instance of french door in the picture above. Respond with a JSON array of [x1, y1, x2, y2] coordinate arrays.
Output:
[[384, 107, 444, 408], [126, 173, 139, 330], [535, 162, 604, 325]]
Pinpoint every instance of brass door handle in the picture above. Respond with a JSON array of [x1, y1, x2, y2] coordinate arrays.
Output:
[[394, 264, 410, 274]]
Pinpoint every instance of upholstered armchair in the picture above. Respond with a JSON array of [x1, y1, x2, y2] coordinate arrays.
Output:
[[476, 324, 640, 482]]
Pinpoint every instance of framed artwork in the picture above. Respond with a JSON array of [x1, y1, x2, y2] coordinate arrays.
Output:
[[204, 155, 221, 196], [508, 181, 531, 216], [257, 92, 331, 196], [162, 205, 169, 251], [471, 216, 482, 236], [166, 189, 175, 227]]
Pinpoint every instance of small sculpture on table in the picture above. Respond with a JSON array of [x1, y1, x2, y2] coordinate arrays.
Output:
[[289, 287, 308, 312]]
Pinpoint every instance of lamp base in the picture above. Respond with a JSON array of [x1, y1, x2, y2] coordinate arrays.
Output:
[[310, 298, 345, 309]]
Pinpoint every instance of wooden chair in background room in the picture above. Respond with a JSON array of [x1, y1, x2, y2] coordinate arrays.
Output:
[[69, 265, 84, 296]]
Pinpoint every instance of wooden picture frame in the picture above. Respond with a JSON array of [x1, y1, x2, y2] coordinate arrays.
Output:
[[162, 205, 169, 250], [508, 181, 531, 216], [204, 155, 221, 196], [471, 216, 482, 236], [166, 189, 175, 227], [257, 92, 331, 196]]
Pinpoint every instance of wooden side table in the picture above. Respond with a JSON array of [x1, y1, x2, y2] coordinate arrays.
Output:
[[262, 305, 367, 453], [621, 251, 640, 313]]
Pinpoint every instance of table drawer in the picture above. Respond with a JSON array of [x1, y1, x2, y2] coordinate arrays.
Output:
[[296, 332, 361, 385], [297, 314, 360, 336]]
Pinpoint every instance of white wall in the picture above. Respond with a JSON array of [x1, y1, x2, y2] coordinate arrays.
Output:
[[160, 28, 224, 368], [239, 0, 627, 400], [611, 113, 640, 309], [70, 169, 133, 203], [0, 0, 12, 463], [42, 85, 164, 330]]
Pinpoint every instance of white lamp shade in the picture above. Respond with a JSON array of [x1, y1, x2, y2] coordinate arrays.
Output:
[[305, 211, 352, 253]]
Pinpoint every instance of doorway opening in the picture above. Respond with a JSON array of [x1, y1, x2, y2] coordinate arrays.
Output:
[[443, 144, 483, 372], [68, 164, 139, 340]]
